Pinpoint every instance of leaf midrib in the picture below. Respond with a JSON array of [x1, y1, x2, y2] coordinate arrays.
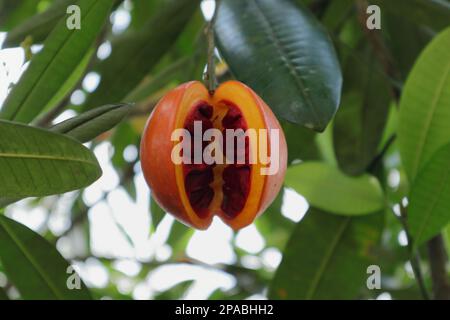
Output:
[[7, 0, 99, 121], [0, 217, 64, 299], [0, 152, 96, 167], [249, 0, 321, 124], [305, 217, 350, 299]]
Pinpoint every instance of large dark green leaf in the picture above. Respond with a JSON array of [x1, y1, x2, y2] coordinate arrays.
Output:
[[269, 208, 383, 299], [398, 27, 450, 182], [0, 215, 92, 299], [50, 103, 132, 143], [408, 143, 450, 246], [372, 0, 450, 32], [0, 0, 114, 123], [285, 162, 385, 215], [333, 46, 392, 175], [0, 120, 101, 198], [214, 0, 342, 131], [3, 0, 73, 48], [83, 0, 200, 109]]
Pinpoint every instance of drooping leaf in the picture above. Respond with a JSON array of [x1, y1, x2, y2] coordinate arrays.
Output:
[[0, 215, 92, 299], [408, 143, 450, 246], [3, 0, 74, 48], [285, 162, 385, 215], [0, 120, 102, 198], [269, 208, 383, 299], [398, 27, 450, 182], [214, 0, 342, 131], [83, 0, 200, 110], [50, 103, 133, 143], [372, 0, 450, 32], [0, 0, 114, 123], [333, 45, 392, 175]]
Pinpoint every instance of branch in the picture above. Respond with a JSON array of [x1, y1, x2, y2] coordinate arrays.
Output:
[[367, 134, 396, 173], [355, 0, 401, 101], [396, 204, 430, 300], [427, 234, 450, 299]]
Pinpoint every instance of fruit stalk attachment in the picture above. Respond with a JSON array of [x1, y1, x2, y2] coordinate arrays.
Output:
[[205, 0, 221, 95]]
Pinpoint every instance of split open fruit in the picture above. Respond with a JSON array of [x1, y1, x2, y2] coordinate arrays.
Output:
[[140, 81, 287, 230]]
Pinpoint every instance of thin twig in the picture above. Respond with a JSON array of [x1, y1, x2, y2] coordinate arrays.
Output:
[[427, 234, 450, 299], [204, 0, 221, 94], [396, 204, 430, 300], [355, 0, 401, 101], [367, 134, 396, 173]]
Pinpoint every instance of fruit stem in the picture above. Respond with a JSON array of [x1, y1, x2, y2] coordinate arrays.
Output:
[[205, 0, 221, 95]]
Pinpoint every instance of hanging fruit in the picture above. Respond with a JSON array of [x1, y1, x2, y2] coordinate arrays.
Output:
[[140, 80, 287, 230]]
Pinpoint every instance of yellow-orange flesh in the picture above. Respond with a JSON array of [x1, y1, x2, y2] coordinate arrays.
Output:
[[173, 82, 267, 229]]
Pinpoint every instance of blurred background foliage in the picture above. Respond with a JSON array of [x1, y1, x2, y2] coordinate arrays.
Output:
[[0, 0, 449, 300]]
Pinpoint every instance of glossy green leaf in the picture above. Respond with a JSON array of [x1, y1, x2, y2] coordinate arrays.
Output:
[[372, 0, 450, 31], [398, 27, 450, 182], [0, 104, 126, 207], [215, 0, 342, 131], [408, 143, 450, 246], [285, 162, 385, 215], [0, 0, 114, 123], [0, 120, 102, 198], [0, 215, 92, 299], [50, 103, 132, 143], [3, 0, 73, 48], [269, 208, 383, 299], [84, 0, 200, 109], [333, 46, 392, 175]]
